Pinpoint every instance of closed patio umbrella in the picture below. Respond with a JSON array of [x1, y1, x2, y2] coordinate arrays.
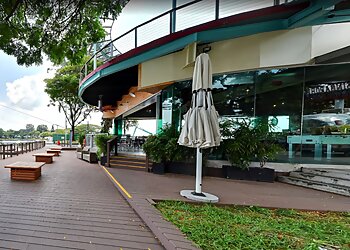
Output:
[[178, 53, 221, 202]]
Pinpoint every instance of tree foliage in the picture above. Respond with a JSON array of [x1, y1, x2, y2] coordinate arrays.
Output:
[[37, 124, 48, 133], [25, 124, 35, 132], [44, 62, 94, 139], [0, 0, 128, 66]]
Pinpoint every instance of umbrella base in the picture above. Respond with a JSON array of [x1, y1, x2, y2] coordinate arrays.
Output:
[[180, 190, 219, 203]]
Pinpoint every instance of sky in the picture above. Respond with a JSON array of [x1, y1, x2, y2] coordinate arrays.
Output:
[[0, 51, 102, 131], [0, 0, 189, 133]]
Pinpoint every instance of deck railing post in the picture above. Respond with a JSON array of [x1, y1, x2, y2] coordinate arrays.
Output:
[[10, 144, 13, 157], [170, 0, 176, 33], [107, 141, 110, 167], [215, 0, 219, 19], [134, 28, 138, 48], [2, 145, 4, 159]]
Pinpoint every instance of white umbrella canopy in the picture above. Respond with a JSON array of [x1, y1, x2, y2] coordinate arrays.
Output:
[[178, 53, 221, 202], [178, 53, 221, 149]]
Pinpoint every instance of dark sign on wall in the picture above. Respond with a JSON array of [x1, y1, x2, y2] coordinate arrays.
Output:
[[305, 81, 350, 100]]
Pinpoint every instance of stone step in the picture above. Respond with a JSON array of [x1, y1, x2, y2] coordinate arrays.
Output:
[[111, 155, 146, 163], [110, 159, 146, 167], [109, 162, 146, 171], [301, 168, 350, 181], [278, 176, 350, 197], [290, 172, 350, 187]]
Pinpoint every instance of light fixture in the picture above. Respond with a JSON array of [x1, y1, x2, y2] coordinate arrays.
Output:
[[98, 95, 103, 112], [202, 45, 211, 53], [129, 92, 136, 98]]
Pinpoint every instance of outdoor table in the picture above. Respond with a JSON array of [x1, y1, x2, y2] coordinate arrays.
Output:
[[33, 153, 55, 164], [4, 161, 45, 180], [46, 149, 61, 156]]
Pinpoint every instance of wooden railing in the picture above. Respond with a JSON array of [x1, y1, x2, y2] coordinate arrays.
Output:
[[0, 141, 46, 159], [106, 136, 118, 167]]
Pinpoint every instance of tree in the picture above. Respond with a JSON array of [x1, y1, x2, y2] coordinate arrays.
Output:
[[101, 118, 113, 134], [0, 1, 127, 66], [123, 118, 139, 134], [45, 62, 93, 140], [40, 131, 53, 138], [37, 124, 48, 133], [5, 129, 15, 138], [75, 123, 101, 135], [25, 124, 35, 133], [0, 128, 4, 138]]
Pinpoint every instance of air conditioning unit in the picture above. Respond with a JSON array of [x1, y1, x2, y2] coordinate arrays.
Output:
[[183, 42, 197, 68]]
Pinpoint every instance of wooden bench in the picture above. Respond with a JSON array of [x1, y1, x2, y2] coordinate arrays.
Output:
[[33, 153, 55, 164], [50, 146, 62, 151], [4, 161, 45, 181], [46, 149, 61, 156]]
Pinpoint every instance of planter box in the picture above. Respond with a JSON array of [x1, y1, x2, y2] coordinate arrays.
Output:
[[150, 161, 227, 178], [224, 165, 275, 182], [166, 162, 197, 176], [100, 156, 107, 166], [152, 163, 166, 175]]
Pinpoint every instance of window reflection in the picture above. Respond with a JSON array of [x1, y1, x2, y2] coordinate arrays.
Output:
[[168, 63, 350, 165]]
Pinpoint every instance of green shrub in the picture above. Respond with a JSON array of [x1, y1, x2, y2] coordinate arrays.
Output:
[[143, 125, 194, 165], [95, 134, 113, 159], [221, 119, 283, 169], [78, 133, 85, 148]]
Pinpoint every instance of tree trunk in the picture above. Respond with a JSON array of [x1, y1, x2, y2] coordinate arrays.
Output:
[[71, 124, 75, 145]]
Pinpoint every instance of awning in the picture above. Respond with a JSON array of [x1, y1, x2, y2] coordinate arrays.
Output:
[[315, 46, 350, 64], [102, 91, 160, 119]]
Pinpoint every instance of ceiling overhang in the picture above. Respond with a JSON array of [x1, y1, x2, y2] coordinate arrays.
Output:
[[80, 65, 138, 106]]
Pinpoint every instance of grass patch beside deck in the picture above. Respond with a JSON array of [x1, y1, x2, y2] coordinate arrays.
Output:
[[156, 201, 350, 250]]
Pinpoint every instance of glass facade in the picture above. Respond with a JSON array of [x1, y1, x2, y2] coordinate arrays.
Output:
[[162, 63, 350, 165]]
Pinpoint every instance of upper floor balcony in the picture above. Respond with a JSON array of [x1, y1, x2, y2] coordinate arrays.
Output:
[[79, 0, 350, 109]]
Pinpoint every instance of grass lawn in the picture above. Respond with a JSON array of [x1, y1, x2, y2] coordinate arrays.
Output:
[[156, 201, 350, 250]]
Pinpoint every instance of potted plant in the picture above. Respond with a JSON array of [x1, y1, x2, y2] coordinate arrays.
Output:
[[221, 118, 283, 182], [95, 134, 113, 166], [143, 125, 185, 174]]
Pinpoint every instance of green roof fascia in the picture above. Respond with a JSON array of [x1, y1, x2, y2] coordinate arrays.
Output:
[[78, 33, 198, 99], [198, 19, 288, 44], [288, 0, 344, 28]]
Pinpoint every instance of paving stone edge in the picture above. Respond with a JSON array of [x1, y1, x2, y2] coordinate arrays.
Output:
[[99, 163, 199, 250]]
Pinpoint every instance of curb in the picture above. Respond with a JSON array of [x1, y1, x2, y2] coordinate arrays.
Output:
[[99, 163, 199, 250]]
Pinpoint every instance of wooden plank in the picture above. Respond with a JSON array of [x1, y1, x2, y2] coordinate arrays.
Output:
[[10, 168, 41, 181], [46, 150, 60, 156], [4, 161, 45, 169]]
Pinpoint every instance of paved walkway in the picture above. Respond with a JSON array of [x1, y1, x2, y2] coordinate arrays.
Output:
[[104, 164, 350, 250], [2, 148, 349, 250], [0, 148, 163, 250], [107, 168, 350, 212]]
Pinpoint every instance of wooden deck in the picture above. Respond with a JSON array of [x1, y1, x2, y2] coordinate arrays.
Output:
[[0, 150, 163, 249]]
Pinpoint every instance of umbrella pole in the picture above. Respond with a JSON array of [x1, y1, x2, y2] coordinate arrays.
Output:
[[195, 147, 203, 195]]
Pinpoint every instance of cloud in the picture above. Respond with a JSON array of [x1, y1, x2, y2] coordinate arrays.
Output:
[[0, 68, 102, 131], [5, 73, 52, 111]]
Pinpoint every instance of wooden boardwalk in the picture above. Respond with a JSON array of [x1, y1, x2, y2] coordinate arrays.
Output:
[[0, 149, 163, 250]]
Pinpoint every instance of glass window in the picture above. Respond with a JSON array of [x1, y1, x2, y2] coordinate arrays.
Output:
[[255, 68, 304, 163], [303, 64, 350, 164], [212, 71, 255, 118]]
